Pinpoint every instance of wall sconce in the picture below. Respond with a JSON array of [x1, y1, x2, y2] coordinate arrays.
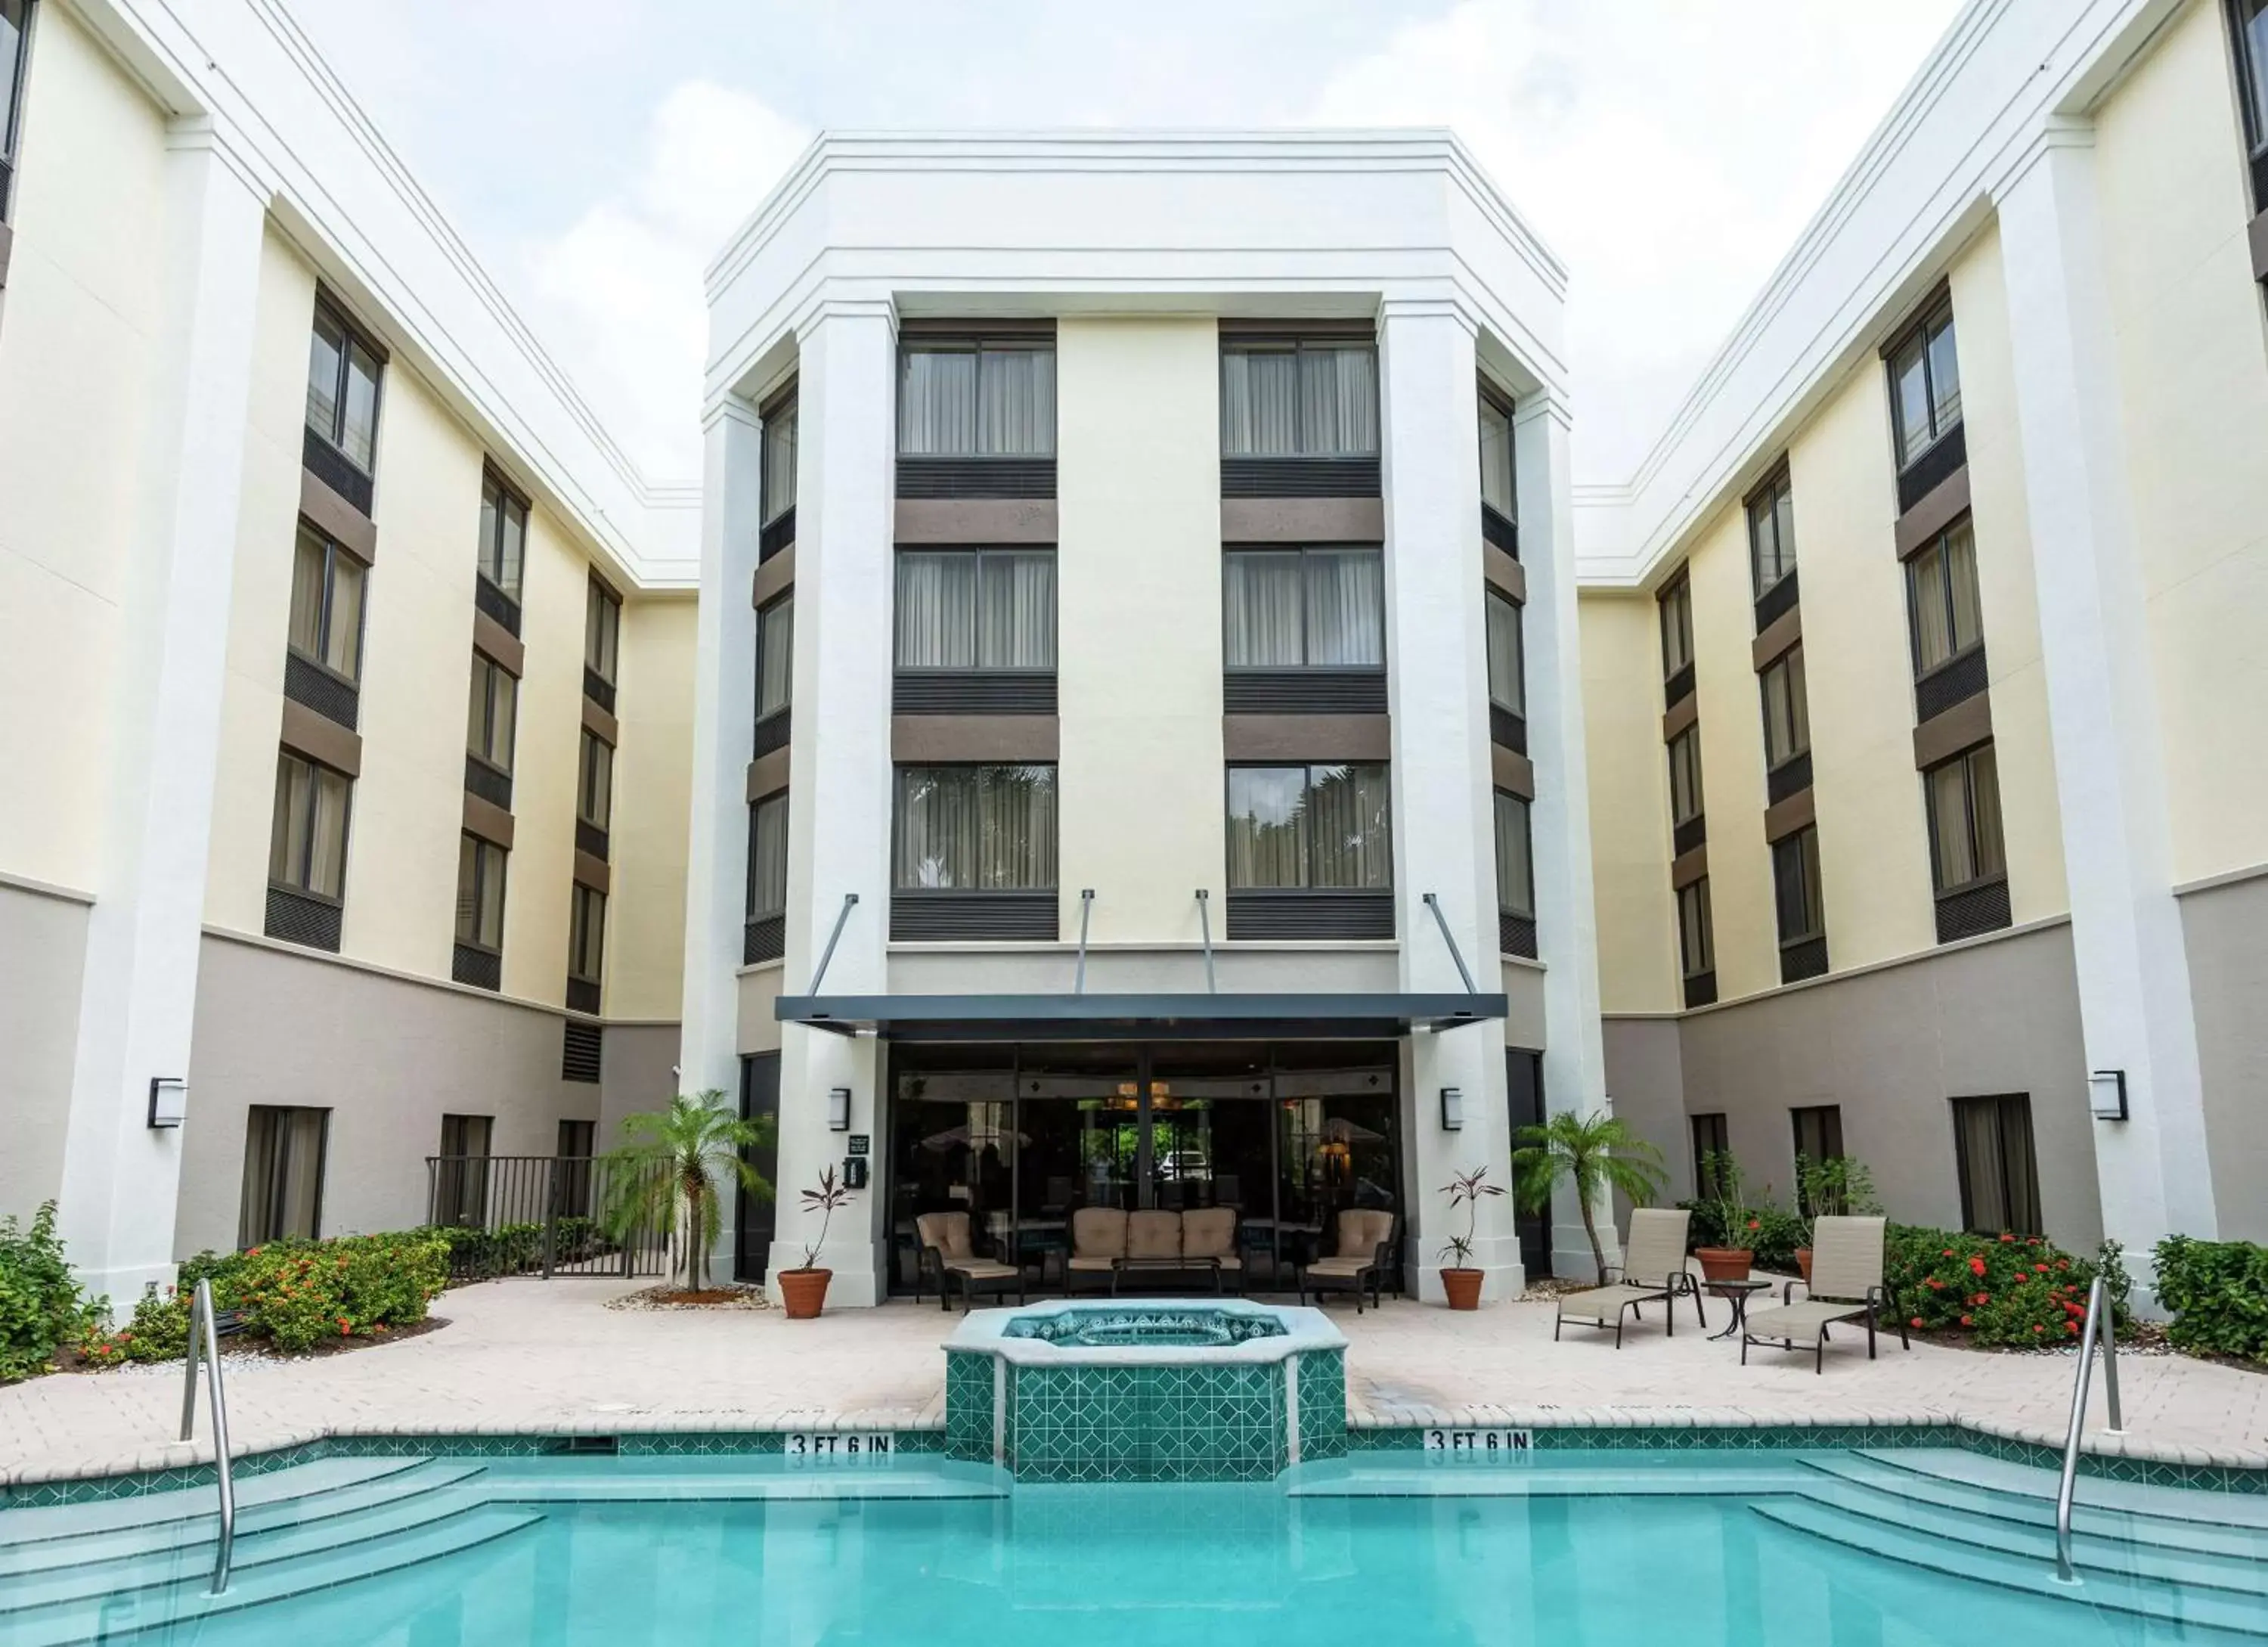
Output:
[[1439, 1087, 1464, 1131], [827, 1087, 852, 1131], [2088, 1069, 2129, 1121], [147, 1077, 187, 1129]]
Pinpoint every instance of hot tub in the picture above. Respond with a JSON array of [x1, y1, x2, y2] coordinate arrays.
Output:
[[944, 1299, 1347, 1481]]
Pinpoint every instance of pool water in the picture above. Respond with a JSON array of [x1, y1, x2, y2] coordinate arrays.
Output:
[[5, 1450, 2263, 1646], [999, 1306, 1288, 1348]]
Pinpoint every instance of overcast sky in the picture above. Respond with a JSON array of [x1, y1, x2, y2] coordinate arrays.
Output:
[[286, 1, 1963, 488]]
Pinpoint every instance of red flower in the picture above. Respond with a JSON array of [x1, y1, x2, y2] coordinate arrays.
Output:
[[2033, 1263, 2050, 1273], [2032, 1324, 2044, 1334], [2065, 1322, 2079, 1335], [1746, 1218, 1760, 1231], [1960, 1315, 1974, 1327], [1910, 1317, 1924, 1329], [246, 1246, 264, 1258], [1941, 1248, 1955, 1258], [1974, 1293, 1991, 1304], [337, 1318, 352, 1335], [2000, 1233, 2015, 1243], [1969, 1256, 1988, 1277], [1925, 1277, 1945, 1290], [2015, 1273, 2029, 1286]]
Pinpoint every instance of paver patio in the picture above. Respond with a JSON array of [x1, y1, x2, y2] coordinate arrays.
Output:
[[3, 1279, 2261, 1487]]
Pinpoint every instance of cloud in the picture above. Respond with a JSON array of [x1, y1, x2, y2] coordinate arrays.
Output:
[[518, 82, 809, 481], [1306, 1, 1961, 481]]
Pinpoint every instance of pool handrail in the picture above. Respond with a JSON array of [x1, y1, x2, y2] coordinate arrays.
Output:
[[179, 1278, 237, 1595], [2053, 1273, 2124, 1583]]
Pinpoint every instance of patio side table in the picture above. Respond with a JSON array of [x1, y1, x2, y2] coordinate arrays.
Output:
[[1705, 1277, 1771, 1341]]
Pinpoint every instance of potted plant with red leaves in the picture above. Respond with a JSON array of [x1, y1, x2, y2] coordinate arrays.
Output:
[[778, 1167, 854, 1320], [1436, 1165, 1507, 1310]]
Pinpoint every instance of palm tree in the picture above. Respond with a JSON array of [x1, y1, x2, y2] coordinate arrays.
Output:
[[1511, 1110, 1668, 1283], [601, 1090, 774, 1292]]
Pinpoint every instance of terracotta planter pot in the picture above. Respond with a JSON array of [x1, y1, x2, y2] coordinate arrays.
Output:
[[1796, 1247, 1814, 1284], [777, 1267, 832, 1320], [1440, 1267, 1486, 1310], [1694, 1247, 1754, 1284]]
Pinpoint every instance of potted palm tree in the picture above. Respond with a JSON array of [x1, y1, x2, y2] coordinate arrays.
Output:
[[1510, 1110, 1668, 1282], [601, 1090, 773, 1298], [777, 1167, 854, 1319], [1437, 1165, 1506, 1309]]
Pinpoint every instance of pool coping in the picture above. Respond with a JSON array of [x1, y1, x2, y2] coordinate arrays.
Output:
[[947, 1299, 1345, 1366], [7, 1405, 2263, 1505]]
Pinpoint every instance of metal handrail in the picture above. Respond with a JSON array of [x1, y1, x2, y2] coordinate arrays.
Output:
[[2053, 1273, 2124, 1583], [179, 1279, 237, 1595]]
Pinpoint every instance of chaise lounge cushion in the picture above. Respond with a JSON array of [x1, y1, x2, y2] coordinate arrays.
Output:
[[1741, 1298, 1865, 1343], [1126, 1210, 1182, 1260], [1182, 1208, 1236, 1259], [1555, 1283, 1664, 1326], [916, 1211, 974, 1260], [1307, 1210, 1395, 1279]]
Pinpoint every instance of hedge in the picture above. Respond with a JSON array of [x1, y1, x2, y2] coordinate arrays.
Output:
[[1, 1203, 100, 1383], [1882, 1225, 2126, 1348], [2153, 1236, 2268, 1363]]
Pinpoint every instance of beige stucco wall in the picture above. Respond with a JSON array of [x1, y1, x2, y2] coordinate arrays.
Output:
[[0, 5, 167, 893], [0, 882, 91, 1221], [607, 593, 696, 1021], [2094, 0, 2268, 884], [1944, 220, 2067, 925], [497, 501, 587, 1006], [1055, 318, 1224, 942], [1578, 594, 1678, 1013], [206, 225, 322, 933], [1682, 502, 1776, 1002]]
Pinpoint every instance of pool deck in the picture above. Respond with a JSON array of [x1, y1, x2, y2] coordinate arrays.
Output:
[[3, 1279, 2262, 1487]]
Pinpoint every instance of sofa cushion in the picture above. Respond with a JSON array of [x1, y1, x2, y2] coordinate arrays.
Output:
[[1182, 1208, 1236, 1258], [916, 1211, 972, 1259], [1127, 1209, 1182, 1261], [1337, 1208, 1394, 1259], [1070, 1206, 1128, 1261]]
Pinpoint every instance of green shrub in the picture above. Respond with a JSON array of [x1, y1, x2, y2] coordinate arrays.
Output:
[[234, 1231, 448, 1350], [423, 1222, 547, 1279], [1676, 1198, 1805, 1270], [2153, 1236, 2268, 1363], [0, 1203, 98, 1382], [1884, 1224, 2115, 1348]]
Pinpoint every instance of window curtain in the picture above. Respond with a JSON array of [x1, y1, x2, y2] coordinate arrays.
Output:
[[305, 310, 343, 444], [1669, 732, 1703, 824], [1305, 763, 1391, 889], [758, 597, 793, 715], [895, 767, 1055, 889], [580, 733, 613, 830], [1303, 550, 1383, 666], [239, 1108, 282, 1248], [1221, 348, 1299, 457], [1957, 1097, 2010, 1232], [1765, 653, 1808, 764], [1300, 347, 1378, 454], [750, 795, 789, 915], [1927, 317, 1962, 434], [326, 555, 364, 678], [762, 405, 796, 523], [1479, 400, 1515, 517], [340, 342, 380, 472], [900, 347, 1053, 455], [290, 530, 328, 662], [275, 759, 351, 898], [1494, 791, 1532, 917], [1772, 488, 1797, 583], [1486, 591, 1523, 712], [1967, 746, 2006, 877], [1892, 335, 1933, 464], [978, 349, 1055, 456], [1944, 523, 1981, 652], [977, 552, 1055, 668], [572, 886, 606, 980], [896, 554, 978, 668], [1226, 767, 1309, 888], [1223, 553, 1304, 666], [900, 349, 977, 455], [1678, 879, 1712, 975]]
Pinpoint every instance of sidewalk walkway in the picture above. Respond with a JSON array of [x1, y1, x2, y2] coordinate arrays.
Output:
[[3, 1281, 2261, 1487]]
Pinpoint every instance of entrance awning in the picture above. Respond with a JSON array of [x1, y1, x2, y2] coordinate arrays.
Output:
[[773, 991, 1507, 1040]]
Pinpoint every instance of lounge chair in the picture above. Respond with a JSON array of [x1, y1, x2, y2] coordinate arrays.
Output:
[[1740, 1214, 1909, 1373], [1067, 1206, 1129, 1294], [1298, 1209, 1397, 1314], [913, 1211, 1024, 1313], [1553, 1207, 1706, 1345]]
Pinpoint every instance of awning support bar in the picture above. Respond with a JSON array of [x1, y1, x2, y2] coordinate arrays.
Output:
[[1074, 889, 1095, 994], [1421, 892, 1479, 994], [1195, 889, 1217, 993], [808, 893, 860, 995]]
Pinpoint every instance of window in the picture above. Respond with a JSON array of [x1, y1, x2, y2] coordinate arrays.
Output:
[[1953, 1093, 2042, 1236], [1773, 827, 1826, 948], [2234, 1, 2268, 178], [748, 792, 789, 917], [1677, 878, 1715, 979], [899, 340, 1055, 456], [0, 0, 27, 220], [269, 751, 352, 901], [466, 653, 517, 775], [288, 525, 367, 684], [894, 765, 1058, 890], [584, 579, 620, 687], [1494, 790, 1533, 918], [1760, 649, 1810, 770], [1748, 469, 1797, 595], [1668, 727, 1705, 827], [757, 593, 795, 715], [1478, 392, 1516, 521], [1222, 548, 1383, 669], [305, 299, 383, 475], [569, 882, 605, 985], [455, 833, 507, 953], [1225, 765, 1392, 890], [435, 1113, 492, 1228], [1907, 520, 1983, 675], [761, 398, 797, 523], [238, 1106, 328, 1248], [895, 551, 1055, 670], [1690, 1113, 1730, 1199], [556, 1118, 596, 1217], [1486, 588, 1525, 715], [1220, 340, 1379, 457], [1660, 575, 1694, 679], [1888, 299, 1962, 468], [1926, 743, 2006, 894], [1791, 1105, 1846, 1214], [577, 729, 613, 832], [477, 471, 528, 602], [558, 1118, 596, 1158]]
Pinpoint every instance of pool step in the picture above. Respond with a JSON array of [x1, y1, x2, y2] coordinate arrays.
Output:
[[1286, 1460, 1799, 1498], [0, 1455, 432, 1546], [0, 1459, 485, 1577], [1756, 1499, 2268, 1639], [1854, 1447, 2268, 1530], [0, 1503, 543, 1647]]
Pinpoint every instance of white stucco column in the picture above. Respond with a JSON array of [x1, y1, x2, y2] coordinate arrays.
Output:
[[54, 124, 268, 1301], [1514, 389, 1619, 1281], [1377, 298, 1522, 1302], [765, 299, 897, 1304], [1992, 122, 2220, 1279]]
